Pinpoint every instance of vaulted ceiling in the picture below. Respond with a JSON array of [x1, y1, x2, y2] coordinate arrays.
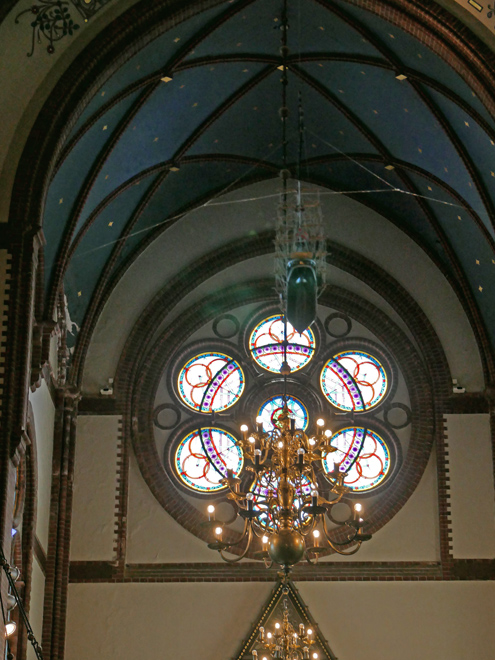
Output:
[[36, 0, 495, 380]]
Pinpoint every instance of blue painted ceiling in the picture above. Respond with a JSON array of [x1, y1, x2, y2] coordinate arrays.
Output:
[[43, 0, 495, 352]]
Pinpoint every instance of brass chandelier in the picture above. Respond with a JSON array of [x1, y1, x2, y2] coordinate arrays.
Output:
[[203, 1, 372, 571], [253, 592, 319, 660], [204, 387, 372, 570]]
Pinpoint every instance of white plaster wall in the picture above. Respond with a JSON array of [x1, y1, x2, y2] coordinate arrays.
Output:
[[126, 453, 223, 563], [29, 379, 55, 552], [65, 581, 495, 660], [26, 558, 45, 660], [298, 581, 495, 660], [322, 452, 439, 562], [70, 415, 120, 561], [66, 581, 272, 660], [445, 414, 495, 559]]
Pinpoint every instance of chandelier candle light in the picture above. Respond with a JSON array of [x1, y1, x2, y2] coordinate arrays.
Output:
[[204, 406, 371, 570], [253, 594, 319, 660]]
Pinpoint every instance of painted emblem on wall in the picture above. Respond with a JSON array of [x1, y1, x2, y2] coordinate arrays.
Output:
[[15, 0, 112, 56]]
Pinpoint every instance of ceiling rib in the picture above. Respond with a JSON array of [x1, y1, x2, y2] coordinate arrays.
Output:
[[48, 83, 159, 315]]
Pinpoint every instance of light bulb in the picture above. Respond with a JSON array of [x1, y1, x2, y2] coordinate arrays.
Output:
[[313, 529, 320, 538], [207, 505, 215, 513], [309, 438, 316, 446], [275, 623, 281, 629], [307, 629, 313, 635], [256, 416, 263, 424], [316, 418, 325, 427], [248, 436, 256, 443], [313, 653, 318, 659], [262, 535, 269, 544], [311, 490, 318, 498], [354, 503, 362, 512], [246, 492, 254, 501], [5, 621, 16, 637], [324, 429, 332, 438], [240, 424, 248, 432], [267, 632, 273, 639], [215, 526, 223, 536], [278, 441, 283, 448]]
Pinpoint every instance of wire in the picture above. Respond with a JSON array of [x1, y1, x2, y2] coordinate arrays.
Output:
[[0, 546, 43, 660]]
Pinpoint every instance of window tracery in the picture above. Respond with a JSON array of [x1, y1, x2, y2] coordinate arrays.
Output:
[[160, 309, 407, 503]]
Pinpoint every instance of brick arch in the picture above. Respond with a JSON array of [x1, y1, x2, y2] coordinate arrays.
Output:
[[126, 275, 440, 550]]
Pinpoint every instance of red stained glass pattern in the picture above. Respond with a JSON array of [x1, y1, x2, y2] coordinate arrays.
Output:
[[175, 427, 243, 492], [249, 315, 315, 373], [177, 352, 245, 412], [323, 427, 390, 492]]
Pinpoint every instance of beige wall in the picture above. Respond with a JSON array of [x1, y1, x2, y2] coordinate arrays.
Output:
[[65, 580, 495, 660], [29, 379, 55, 552], [27, 558, 45, 660], [445, 414, 495, 559], [66, 581, 273, 660], [127, 453, 222, 563], [299, 581, 495, 660], [71, 415, 120, 561]]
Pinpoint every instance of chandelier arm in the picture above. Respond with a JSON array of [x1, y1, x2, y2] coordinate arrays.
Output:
[[321, 514, 362, 554], [304, 550, 319, 566], [218, 525, 254, 563]]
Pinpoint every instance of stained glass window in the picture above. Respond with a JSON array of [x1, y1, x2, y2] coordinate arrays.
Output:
[[250, 472, 312, 529], [320, 350, 387, 411], [257, 395, 308, 431], [322, 427, 390, 492], [249, 315, 315, 373], [177, 352, 245, 412], [175, 427, 243, 492]]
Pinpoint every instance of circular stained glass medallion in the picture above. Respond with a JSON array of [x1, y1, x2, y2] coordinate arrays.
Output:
[[250, 472, 312, 529], [175, 427, 244, 493], [249, 315, 315, 373], [177, 352, 245, 412], [257, 395, 308, 431], [322, 427, 390, 492], [320, 350, 387, 411]]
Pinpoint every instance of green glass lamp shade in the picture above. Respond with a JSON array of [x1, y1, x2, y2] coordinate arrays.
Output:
[[286, 259, 317, 333]]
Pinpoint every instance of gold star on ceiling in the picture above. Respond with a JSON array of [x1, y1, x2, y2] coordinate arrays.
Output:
[[108, 222, 113, 227], [476, 259, 480, 265], [59, 198, 63, 204], [479, 286, 483, 292], [174, 37, 180, 43]]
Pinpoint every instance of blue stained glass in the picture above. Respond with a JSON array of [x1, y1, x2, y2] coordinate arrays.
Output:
[[322, 427, 390, 492], [177, 352, 244, 412], [175, 427, 243, 492], [257, 395, 309, 431], [249, 315, 315, 373], [320, 351, 387, 411]]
